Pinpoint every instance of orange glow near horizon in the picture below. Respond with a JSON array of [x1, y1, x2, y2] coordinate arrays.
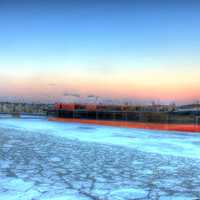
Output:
[[1, 66, 199, 104]]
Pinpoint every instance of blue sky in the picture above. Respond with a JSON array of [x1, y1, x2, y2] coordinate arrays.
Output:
[[0, 0, 200, 103]]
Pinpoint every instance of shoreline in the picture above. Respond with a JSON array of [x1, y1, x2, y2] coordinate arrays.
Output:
[[49, 117, 200, 133]]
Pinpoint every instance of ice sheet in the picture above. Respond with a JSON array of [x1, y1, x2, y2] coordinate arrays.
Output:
[[0, 118, 200, 158], [0, 118, 200, 199]]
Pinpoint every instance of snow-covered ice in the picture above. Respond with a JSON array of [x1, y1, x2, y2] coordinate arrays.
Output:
[[0, 117, 200, 200]]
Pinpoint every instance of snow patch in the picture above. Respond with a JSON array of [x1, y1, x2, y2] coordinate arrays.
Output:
[[108, 188, 147, 199]]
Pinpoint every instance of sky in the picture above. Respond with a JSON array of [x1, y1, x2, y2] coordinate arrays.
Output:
[[0, 0, 200, 104]]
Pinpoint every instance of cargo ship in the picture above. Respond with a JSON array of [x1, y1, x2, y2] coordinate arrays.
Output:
[[47, 102, 200, 132]]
